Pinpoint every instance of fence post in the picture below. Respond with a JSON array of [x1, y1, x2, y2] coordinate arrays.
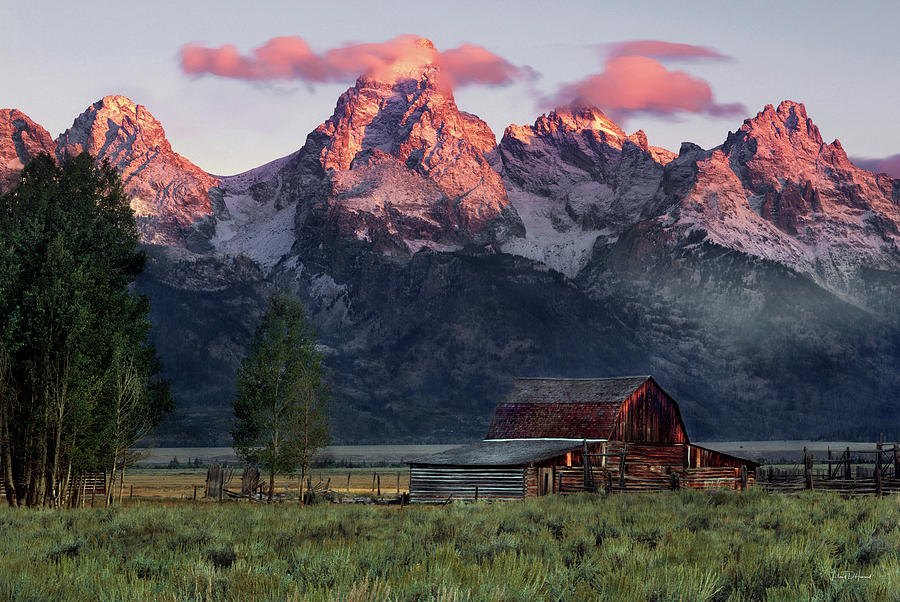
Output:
[[130, 484, 133, 499], [474, 486, 478, 502], [894, 443, 900, 479], [804, 448, 813, 491], [347, 472, 351, 493], [845, 447, 852, 480], [396, 472, 400, 496], [377, 474, 381, 497], [619, 450, 626, 491], [193, 485, 197, 501], [740, 465, 747, 491], [894, 444, 899, 479], [372, 472, 376, 493], [606, 471, 613, 493], [875, 446, 883, 497], [827, 447, 832, 479]]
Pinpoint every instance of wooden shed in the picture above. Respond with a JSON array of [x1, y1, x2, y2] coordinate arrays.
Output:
[[408, 376, 759, 502]]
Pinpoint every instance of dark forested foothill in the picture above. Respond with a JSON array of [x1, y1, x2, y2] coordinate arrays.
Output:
[[0, 154, 171, 507]]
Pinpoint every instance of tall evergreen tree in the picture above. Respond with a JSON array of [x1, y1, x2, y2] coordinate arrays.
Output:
[[232, 291, 330, 503], [0, 153, 171, 507]]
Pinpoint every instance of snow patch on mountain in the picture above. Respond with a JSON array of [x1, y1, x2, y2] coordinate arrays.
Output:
[[499, 187, 606, 276], [210, 191, 296, 271], [209, 157, 300, 272]]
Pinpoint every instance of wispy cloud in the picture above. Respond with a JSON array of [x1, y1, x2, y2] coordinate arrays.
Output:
[[181, 35, 532, 89], [545, 40, 744, 122], [550, 55, 745, 121], [606, 40, 733, 62]]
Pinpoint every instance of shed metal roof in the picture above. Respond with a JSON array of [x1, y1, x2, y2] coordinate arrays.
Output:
[[486, 377, 651, 440], [407, 439, 585, 467]]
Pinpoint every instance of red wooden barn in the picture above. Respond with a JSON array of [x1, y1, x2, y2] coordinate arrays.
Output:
[[408, 376, 758, 502]]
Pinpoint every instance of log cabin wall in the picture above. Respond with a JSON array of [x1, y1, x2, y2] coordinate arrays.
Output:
[[409, 466, 527, 502], [611, 380, 689, 443]]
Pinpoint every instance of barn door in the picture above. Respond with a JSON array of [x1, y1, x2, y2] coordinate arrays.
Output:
[[538, 468, 553, 495]]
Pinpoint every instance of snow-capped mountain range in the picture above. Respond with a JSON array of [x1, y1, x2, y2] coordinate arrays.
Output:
[[3, 52, 900, 444]]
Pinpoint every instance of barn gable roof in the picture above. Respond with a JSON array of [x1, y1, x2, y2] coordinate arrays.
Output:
[[407, 439, 584, 467], [486, 376, 652, 440]]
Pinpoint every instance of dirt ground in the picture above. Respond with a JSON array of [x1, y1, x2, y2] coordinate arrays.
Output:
[[121, 467, 411, 500]]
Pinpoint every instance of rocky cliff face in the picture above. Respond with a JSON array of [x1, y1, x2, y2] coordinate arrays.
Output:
[[0, 109, 56, 192], [56, 95, 219, 246], [498, 105, 675, 276], [4, 86, 900, 444], [293, 42, 522, 251], [635, 101, 900, 296]]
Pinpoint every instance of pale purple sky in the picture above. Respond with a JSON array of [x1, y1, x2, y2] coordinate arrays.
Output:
[[2, 1, 898, 176]]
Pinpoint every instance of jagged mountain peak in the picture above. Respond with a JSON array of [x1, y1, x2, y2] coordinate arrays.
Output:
[[545, 104, 626, 141], [0, 108, 56, 192], [756, 100, 822, 144], [724, 99, 832, 166], [315, 58, 485, 174], [721, 100, 866, 198], [504, 104, 675, 166], [638, 100, 900, 296], [293, 61, 519, 248], [56, 96, 218, 246], [504, 104, 625, 149], [56, 95, 171, 161]]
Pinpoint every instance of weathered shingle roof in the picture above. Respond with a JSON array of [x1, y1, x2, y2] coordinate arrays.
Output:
[[407, 439, 583, 466], [486, 377, 650, 439]]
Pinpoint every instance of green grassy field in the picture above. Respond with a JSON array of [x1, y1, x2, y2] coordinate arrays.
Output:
[[1, 489, 898, 601]]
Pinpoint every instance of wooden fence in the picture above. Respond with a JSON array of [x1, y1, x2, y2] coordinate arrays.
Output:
[[756, 444, 900, 496], [553, 442, 753, 494], [65, 473, 107, 507]]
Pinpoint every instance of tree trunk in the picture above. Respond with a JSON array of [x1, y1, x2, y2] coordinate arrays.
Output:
[[0, 405, 17, 507], [300, 464, 306, 505], [268, 469, 275, 503], [107, 453, 117, 506], [61, 463, 72, 508], [118, 457, 126, 504], [49, 396, 65, 507], [34, 432, 48, 506]]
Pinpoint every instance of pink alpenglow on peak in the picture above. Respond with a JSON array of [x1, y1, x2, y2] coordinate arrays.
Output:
[[648, 100, 900, 288], [0, 109, 56, 192], [181, 35, 531, 90], [300, 59, 520, 247], [504, 104, 675, 165], [56, 95, 219, 246]]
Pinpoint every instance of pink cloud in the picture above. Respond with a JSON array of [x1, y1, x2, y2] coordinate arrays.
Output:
[[852, 154, 900, 178], [608, 40, 732, 61], [552, 55, 745, 121], [180, 35, 530, 89], [440, 44, 534, 87]]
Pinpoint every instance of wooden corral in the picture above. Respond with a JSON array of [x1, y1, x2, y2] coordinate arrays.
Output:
[[757, 444, 900, 496], [65, 473, 107, 507], [410, 376, 759, 502]]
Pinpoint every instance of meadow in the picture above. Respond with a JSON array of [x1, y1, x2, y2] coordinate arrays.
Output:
[[122, 467, 410, 500], [0, 489, 898, 601]]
